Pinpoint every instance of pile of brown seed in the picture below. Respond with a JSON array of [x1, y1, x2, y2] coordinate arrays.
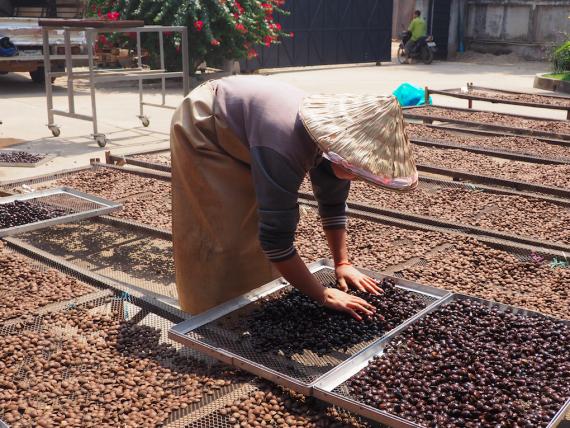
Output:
[[219, 384, 369, 428], [414, 145, 570, 189], [467, 89, 570, 108], [0, 200, 69, 229], [39, 168, 173, 229], [296, 206, 451, 270], [407, 124, 570, 161], [0, 151, 46, 164], [248, 277, 428, 357], [408, 106, 570, 135], [296, 207, 569, 320], [0, 306, 233, 428], [53, 168, 169, 201], [0, 243, 93, 322], [341, 180, 570, 245], [347, 299, 570, 428], [400, 239, 570, 320]]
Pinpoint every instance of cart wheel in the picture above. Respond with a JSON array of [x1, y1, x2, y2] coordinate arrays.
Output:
[[95, 135, 108, 147], [49, 126, 61, 137], [141, 117, 150, 127]]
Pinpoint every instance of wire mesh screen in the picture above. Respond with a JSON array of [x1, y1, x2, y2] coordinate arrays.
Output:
[[0, 291, 250, 428], [14, 219, 176, 301], [0, 244, 103, 326], [186, 268, 438, 386]]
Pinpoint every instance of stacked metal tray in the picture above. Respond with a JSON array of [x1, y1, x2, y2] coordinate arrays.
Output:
[[0, 149, 56, 168], [168, 259, 449, 395], [0, 187, 121, 237], [312, 294, 570, 428]]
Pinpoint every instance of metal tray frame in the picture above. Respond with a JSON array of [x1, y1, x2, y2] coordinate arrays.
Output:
[[106, 148, 171, 173], [427, 85, 570, 118], [0, 187, 121, 237], [168, 259, 450, 395], [0, 150, 57, 168], [403, 105, 570, 141], [313, 293, 570, 428]]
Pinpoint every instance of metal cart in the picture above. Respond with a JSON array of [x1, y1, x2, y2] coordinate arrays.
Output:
[[39, 19, 190, 147]]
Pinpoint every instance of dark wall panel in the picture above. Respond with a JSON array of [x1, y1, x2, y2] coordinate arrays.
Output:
[[241, 0, 393, 71]]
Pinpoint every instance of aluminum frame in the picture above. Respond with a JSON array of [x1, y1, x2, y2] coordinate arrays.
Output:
[[168, 259, 449, 395], [41, 23, 190, 147], [313, 293, 570, 428], [0, 187, 121, 237]]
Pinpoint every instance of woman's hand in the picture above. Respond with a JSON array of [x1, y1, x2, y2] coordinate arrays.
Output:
[[335, 264, 383, 295], [322, 288, 376, 321]]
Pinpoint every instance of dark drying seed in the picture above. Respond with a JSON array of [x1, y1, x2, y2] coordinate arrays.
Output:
[[0, 151, 46, 164], [347, 299, 570, 428], [0, 200, 69, 229], [247, 278, 428, 357]]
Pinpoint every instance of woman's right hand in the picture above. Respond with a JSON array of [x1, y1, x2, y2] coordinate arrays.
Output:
[[321, 288, 376, 321]]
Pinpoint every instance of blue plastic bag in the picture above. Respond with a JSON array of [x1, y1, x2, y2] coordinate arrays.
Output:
[[392, 83, 432, 107]]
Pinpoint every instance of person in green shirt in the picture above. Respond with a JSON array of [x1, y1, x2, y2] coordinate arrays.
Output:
[[405, 10, 427, 57]]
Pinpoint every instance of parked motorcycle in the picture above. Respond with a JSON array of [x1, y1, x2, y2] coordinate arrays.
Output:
[[397, 31, 436, 65]]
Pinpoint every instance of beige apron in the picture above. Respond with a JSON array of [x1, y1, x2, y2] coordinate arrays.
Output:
[[170, 81, 278, 315]]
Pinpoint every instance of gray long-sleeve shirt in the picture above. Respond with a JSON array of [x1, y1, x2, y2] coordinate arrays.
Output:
[[215, 76, 349, 262]]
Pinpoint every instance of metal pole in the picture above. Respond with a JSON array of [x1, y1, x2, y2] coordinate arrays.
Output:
[[181, 27, 190, 96], [42, 28, 55, 127], [136, 30, 143, 117], [87, 30, 99, 136], [64, 29, 75, 114], [159, 30, 165, 105]]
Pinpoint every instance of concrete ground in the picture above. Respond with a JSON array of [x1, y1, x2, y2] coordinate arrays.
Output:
[[0, 58, 556, 182]]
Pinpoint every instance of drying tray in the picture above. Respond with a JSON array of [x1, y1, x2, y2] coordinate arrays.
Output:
[[0, 187, 121, 237], [168, 259, 449, 395], [403, 105, 570, 141], [107, 149, 171, 173], [428, 85, 570, 112], [313, 293, 570, 428], [0, 290, 229, 428], [0, 150, 57, 168]]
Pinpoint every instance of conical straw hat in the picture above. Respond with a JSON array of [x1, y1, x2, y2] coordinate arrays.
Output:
[[299, 94, 418, 191]]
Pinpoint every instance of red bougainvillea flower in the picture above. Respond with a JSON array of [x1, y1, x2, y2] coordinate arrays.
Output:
[[289, 32, 294, 38], [97, 8, 102, 18], [247, 48, 258, 59], [235, 1, 244, 14], [261, 3, 273, 14], [98, 34, 107, 44], [235, 23, 247, 33], [263, 35, 272, 47], [194, 20, 204, 31], [210, 38, 221, 46], [107, 11, 120, 21], [274, 22, 282, 31]]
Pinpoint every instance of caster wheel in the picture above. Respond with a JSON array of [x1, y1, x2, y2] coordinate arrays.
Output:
[[49, 126, 61, 137], [141, 117, 150, 127], [95, 135, 108, 147]]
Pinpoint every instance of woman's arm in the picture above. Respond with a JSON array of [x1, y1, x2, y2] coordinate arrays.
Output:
[[273, 253, 376, 321], [324, 228, 382, 295]]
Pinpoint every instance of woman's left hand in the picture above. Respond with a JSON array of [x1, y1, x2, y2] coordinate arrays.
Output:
[[335, 264, 383, 295]]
